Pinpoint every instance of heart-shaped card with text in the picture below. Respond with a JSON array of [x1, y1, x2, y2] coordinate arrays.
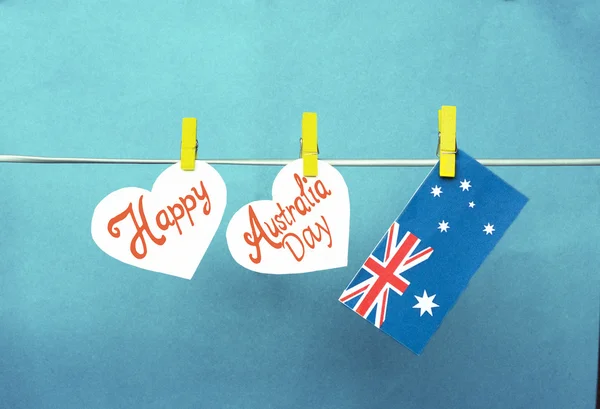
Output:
[[91, 161, 227, 279], [226, 159, 350, 274]]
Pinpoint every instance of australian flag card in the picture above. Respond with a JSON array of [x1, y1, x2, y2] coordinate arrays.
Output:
[[339, 150, 528, 354]]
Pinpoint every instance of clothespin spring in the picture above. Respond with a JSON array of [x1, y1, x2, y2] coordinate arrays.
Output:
[[181, 140, 198, 157], [299, 138, 319, 158], [436, 131, 457, 158]]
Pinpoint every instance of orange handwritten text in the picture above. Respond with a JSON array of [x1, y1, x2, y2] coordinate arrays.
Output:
[[243, 173, 333, 264], [107, 181, 211, 259]]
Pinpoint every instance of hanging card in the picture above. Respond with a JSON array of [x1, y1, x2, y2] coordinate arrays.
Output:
[[91, 161, 227, 279], [226, 159, 350, 274], [339, 150, 528, 354]]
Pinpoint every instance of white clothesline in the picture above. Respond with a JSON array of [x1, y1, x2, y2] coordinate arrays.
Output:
[[0, 155, 600, 167]]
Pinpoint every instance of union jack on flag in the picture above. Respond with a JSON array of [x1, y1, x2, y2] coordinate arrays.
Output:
[[339, 221, 433, 329], [339, 150, 528, 355]]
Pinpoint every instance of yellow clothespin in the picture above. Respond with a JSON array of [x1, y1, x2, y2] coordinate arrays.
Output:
[[437, 106, 457, 178], [181, 117, 197, 171], [300, 112, 319, 177]]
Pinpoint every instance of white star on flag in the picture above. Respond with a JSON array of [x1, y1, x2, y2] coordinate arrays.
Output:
[[437, 220, 449, 232], [459, 179, 471, 191], [431, 185, 442, 197], [413, 290, 439, 317], [469, 201, 475, 208], [483, 223, 495, 235]]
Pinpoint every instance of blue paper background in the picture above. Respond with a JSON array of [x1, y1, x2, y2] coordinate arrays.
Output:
[[1, 1, 598, 408]]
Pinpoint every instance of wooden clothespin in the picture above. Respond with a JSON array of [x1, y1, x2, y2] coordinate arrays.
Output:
[[301, 112, 318, 177], [181, 117, 198, 171], [437, 106, 457, 178]]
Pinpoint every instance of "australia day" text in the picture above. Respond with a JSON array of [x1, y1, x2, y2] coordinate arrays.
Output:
[[243, 173, 333, 264]]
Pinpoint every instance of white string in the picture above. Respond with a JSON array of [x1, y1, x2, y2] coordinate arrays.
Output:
[[1, 155, 600, 167]]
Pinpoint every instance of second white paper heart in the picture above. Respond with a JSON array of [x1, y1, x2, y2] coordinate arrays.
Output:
[[226, 159, 350, 274]]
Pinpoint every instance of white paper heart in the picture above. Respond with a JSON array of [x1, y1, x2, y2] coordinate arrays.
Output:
[[226, 159, 350, 274], [91, 161, 227, 279]]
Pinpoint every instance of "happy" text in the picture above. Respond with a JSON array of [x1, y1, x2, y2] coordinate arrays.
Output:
[[107, 181, 211, 259]]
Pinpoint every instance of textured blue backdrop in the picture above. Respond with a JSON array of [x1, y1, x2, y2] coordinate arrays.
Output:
[[1, 1, 599, 408]]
